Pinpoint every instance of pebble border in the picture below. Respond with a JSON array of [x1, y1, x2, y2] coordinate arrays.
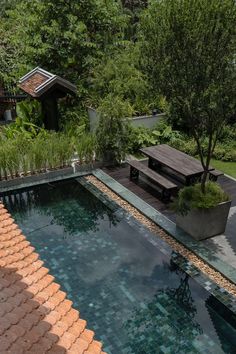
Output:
[[85, 175, 236, 298]]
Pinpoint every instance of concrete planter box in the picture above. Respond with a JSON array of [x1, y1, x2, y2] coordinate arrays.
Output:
[[176, 200, 231, 240], [87, 107, 166, 133]]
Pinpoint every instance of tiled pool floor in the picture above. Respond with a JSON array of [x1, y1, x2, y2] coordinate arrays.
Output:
[[2, 179, 236, 354]]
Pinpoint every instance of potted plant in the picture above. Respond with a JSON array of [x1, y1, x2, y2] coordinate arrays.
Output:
[[173, 182, 231, 240], [140, 0, 236, 239], [96, 95, 132, 165]]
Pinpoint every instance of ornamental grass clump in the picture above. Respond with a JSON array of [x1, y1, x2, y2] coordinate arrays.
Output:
[[173, 182, 229, 216]]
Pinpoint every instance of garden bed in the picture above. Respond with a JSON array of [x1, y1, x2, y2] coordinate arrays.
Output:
[[0, 162, 103, 193]]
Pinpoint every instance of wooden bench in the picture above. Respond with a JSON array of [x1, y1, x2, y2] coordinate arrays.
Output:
[[127, 160, 178, 201], [209, 169, 224, 181]]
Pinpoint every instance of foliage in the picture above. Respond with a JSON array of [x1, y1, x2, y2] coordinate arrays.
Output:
[[6, 0, 127, 97], [16, 99, 43, 127], [127, 118, 236, 163], [127, 119, 183, 153], [0, 126, 96, 180], [74, 133, 97, 165], [139, 0, 236, 192], [96, 95, 132, 163], [127, 126, 157, 152], [0, 117, 45, 139], [59, 104, 89, 131], [0, 16, 19, 83], [89, 45, 163, 116], [172, 182, 229, 215], [121, 0, 147, 40]]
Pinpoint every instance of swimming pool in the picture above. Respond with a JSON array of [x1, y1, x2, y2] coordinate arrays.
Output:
[[1, 178, 236, 353]]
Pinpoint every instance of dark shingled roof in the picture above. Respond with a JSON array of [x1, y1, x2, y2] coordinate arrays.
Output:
[[19, 68, 77, 98]]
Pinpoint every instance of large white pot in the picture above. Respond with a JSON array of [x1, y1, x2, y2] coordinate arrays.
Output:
[[176, 200, 232, 240]]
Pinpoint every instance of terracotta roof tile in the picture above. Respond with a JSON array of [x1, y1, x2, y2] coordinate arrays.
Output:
[[0, 202, 106, 353]]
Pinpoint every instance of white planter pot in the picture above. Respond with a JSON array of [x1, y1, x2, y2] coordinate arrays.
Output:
[[3, 110, 12, 121], [176, 200, 232, 240]]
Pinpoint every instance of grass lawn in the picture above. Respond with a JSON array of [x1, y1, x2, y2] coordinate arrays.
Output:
[[210, 159, 236, 178]]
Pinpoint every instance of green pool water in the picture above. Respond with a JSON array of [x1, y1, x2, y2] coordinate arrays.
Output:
[[2, 178, 236, 354]]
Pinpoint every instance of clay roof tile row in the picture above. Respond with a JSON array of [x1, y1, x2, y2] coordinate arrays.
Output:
[[0, 202, 107, 354]]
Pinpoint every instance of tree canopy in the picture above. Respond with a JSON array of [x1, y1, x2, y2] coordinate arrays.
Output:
[[139, 0, 236, 190], [4, 0, 128, 97]]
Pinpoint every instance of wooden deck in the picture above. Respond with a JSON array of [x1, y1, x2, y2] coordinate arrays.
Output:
[[102, 160, 236, 221]]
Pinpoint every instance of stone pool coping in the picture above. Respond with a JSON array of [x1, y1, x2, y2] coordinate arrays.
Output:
[[92, 169, 236, 286], [0, 166, 93, 193]]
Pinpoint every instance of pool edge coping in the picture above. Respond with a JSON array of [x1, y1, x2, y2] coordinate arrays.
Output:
[[92, 169, 236, 286]]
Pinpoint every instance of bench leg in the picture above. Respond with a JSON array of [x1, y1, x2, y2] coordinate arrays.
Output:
[[161, 189, 171, 202], [130, 166, 139, 181]]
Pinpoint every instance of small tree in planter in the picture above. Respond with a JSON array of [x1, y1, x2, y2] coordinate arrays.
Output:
[[140, 0, 236, 238], [96, 95, 133, 164]]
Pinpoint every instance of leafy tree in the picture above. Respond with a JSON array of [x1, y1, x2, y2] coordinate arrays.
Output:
[[7, 0, 127, 98], [96, 94, 132, 163], [89, 44, 161, 115], [139, 0, 236, 192], [121, 0, 147, 40], [122, 0, 147, 12]]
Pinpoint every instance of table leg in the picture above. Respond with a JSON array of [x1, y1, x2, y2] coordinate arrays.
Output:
[[148, 158, 162, 171], [186, 174, 202, 186]]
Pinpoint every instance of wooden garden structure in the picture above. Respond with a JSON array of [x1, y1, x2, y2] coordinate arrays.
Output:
[[19, 67, 76, 131]]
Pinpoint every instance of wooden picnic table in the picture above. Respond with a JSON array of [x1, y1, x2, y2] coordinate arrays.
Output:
[[140, 144, 215, 185]]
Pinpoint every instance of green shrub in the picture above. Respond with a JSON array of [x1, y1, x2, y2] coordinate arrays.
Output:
[[172, 182, 229, 215], [89, 46, 164, 116], [96, 95, 132, 163], [74, 133, 96, 164], [0, 127, 97, 180], [127, 126, 157, 153]]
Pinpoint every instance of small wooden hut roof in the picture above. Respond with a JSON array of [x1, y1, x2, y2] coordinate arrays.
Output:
[[19, 67, 77, 98]]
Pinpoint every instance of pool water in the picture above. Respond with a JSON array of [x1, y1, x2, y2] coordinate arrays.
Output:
[[2, 178, 236, 354]]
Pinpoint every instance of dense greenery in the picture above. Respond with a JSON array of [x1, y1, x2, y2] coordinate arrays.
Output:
[[6, 1, 126, 93], [128, 120, 236, 163], [96, 95, 131, 163], [0, 122, 96, 180], [140, 0, 236, 192], [172, 182, 229, 215], [1, 0, 236, 182]]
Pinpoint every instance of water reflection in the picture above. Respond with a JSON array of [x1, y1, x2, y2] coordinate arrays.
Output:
[[125, 263, 203, 354], [1, 179, 119, 235]]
